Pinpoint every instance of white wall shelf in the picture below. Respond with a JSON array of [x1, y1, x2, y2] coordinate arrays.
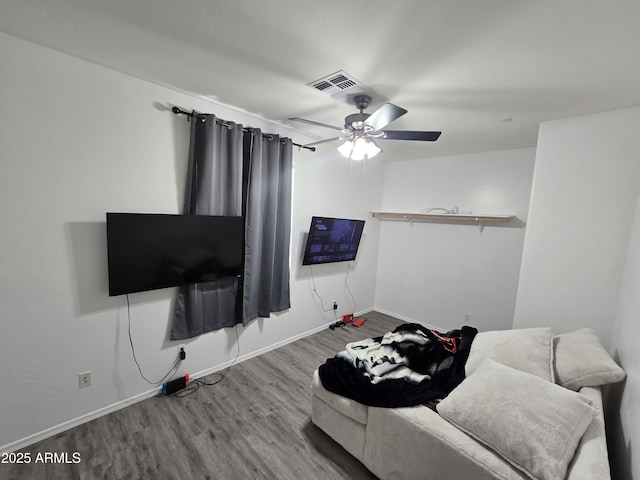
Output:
[[370, 211, 516, 231]]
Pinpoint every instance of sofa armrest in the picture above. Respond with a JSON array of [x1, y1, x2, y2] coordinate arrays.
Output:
[[566, 386, 611, 480]]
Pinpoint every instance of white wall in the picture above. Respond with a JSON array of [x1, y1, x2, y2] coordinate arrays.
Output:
[[607, 191, 640, 480], [513, 106, 640, 480], [0, 32, 384, 451], [292, 154, 383, 321], [374, 148, 535, 331], [513, 107, 640, 346]]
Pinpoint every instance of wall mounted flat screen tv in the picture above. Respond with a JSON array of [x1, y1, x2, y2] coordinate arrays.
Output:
[[302, 216, 365, 266], [106, 213, 244, 296]]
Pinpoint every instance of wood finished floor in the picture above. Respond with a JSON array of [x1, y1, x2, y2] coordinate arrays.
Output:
[[2, 311, 406, 480]]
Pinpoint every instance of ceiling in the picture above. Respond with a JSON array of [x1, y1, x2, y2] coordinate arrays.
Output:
[[2, 0, 640, 161]]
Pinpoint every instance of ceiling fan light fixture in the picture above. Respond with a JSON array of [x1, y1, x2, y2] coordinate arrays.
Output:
[[291, 94, 440, 158], [362, 138, 382, 159], [337, 139, 355, 158], [338, 137, 381, 161]]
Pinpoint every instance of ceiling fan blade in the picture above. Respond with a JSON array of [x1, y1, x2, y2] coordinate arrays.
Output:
[[364, 103, 408, 131], [288, 117, 343, 131], [304, 136, 344, 147], [381, 130, 441, 141]]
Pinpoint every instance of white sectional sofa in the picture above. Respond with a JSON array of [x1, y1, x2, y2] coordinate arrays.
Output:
[[311, 327, 625, 480]]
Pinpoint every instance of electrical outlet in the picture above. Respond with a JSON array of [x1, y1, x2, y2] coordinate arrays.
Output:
[[465, 313, 472, 323], [178, 344, 186, 360], [333, 301, 338, 310], [78, 371, 92, 388]]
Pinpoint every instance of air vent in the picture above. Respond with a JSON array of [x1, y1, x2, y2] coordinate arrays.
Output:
[[308, 70, 366, 97]]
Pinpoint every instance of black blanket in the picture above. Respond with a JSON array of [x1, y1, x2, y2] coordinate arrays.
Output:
[[318, 323, 477, 408]]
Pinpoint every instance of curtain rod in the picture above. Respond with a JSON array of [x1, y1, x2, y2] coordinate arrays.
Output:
[[171, 106, 316, 152]]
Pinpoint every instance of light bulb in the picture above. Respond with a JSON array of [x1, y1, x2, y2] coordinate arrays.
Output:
[[337, 139, 354, 158], [337, 137, 381, 160]]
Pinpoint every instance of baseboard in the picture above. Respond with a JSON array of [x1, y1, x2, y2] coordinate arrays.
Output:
[[371, 307, 442, 331], [1, 388, 159, 454], [190, 307, 373, 379], [1, 308, 373, 454]]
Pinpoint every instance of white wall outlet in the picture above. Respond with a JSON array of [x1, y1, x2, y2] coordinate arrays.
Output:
[[178, 344, 186, 360], [78, 371, 92, 388], [465, 313, 472, 323]]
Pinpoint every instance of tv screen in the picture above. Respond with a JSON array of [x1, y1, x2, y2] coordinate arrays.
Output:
[[106, 213, 244, 296], [302, 216, 365, 266]]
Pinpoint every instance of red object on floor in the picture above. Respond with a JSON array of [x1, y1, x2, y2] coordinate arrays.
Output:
[[352, 318, 365, 327], [342, 314, 354, 324]]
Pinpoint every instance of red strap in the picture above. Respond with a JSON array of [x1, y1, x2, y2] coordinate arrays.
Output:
[[428, 329, 459, 353]]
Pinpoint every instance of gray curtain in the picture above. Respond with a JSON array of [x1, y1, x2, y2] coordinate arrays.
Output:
[[170, 116, 293, 338], [170, 114, 243, 340], [242, 130, 292, 323]]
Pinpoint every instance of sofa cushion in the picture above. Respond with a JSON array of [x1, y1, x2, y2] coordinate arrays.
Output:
[[554, 328, 626, 391], [311, 369, 367, 425], [465, 327, 554, 381], [365, 405, 529, 480], [438, 359, 597, 480]]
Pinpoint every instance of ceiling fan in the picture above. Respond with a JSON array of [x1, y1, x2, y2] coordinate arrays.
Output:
[[289, 95, 441, 160]]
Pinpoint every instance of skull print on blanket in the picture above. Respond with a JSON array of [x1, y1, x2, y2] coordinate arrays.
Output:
[[318, 323, 477, 408]]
